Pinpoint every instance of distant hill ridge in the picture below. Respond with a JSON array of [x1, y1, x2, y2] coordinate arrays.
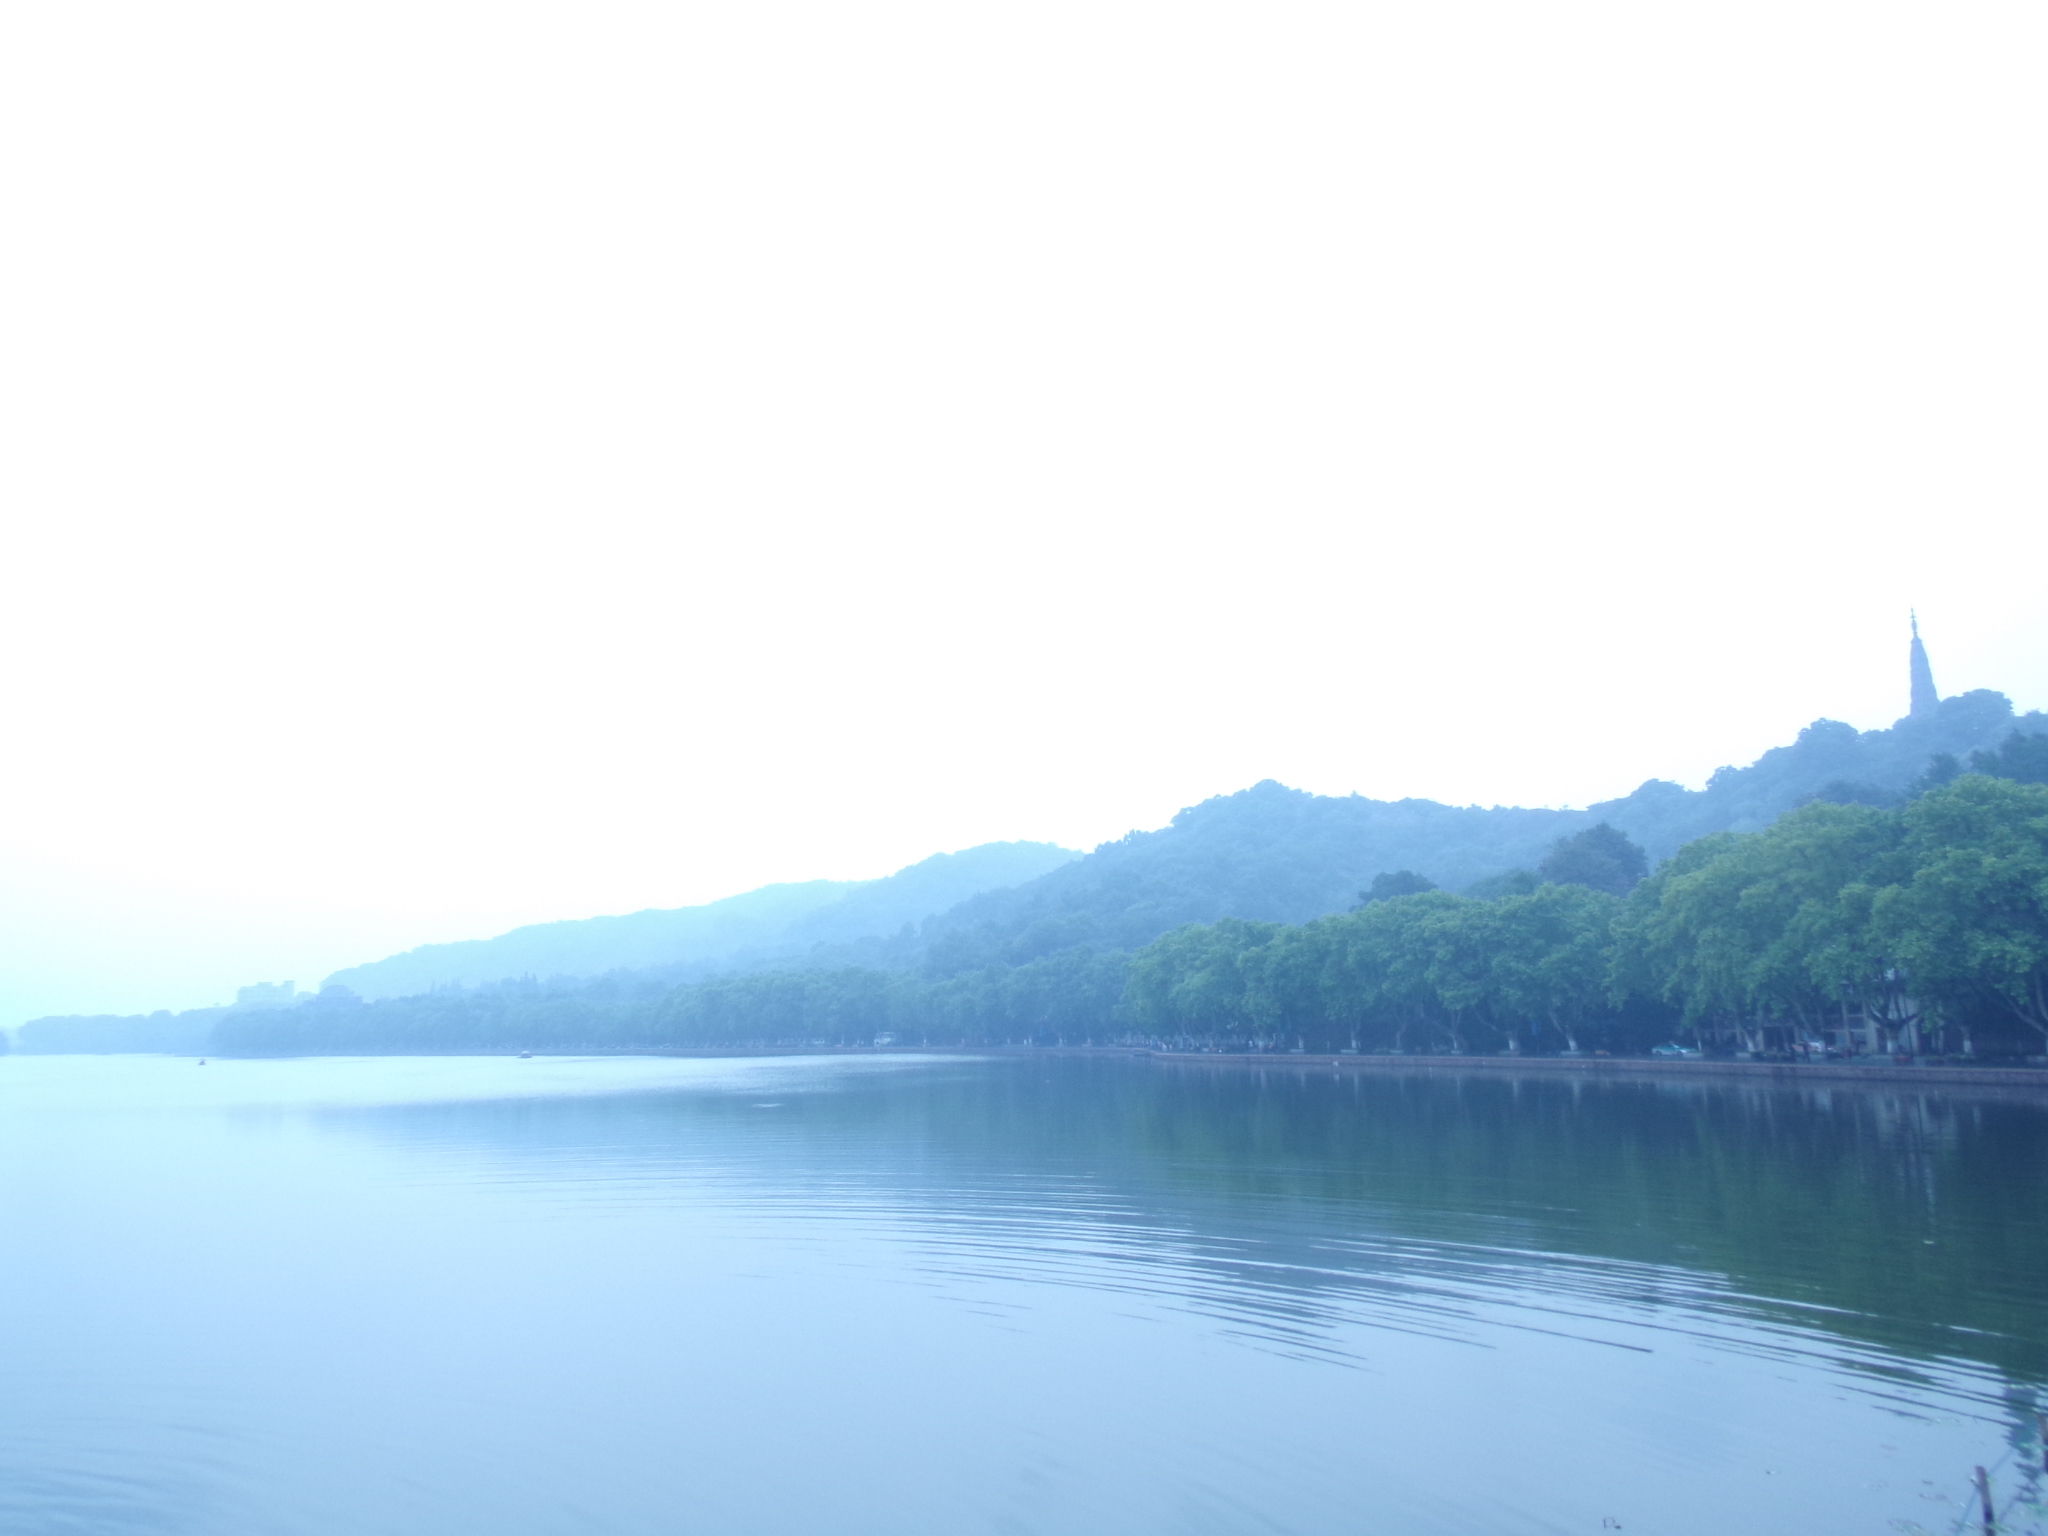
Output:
[[909, 690, 2044, 977], [328, 689, 2048, 998], [324, 841, 1080, 1000], [1589, 689, 2044, 856], [18, 688, 2045, 1049], [914, 785, 1581, 976]]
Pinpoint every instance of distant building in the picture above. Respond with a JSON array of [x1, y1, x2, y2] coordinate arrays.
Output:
[[1908, 613, 1939, 718], [233, 981, 297, 1010]]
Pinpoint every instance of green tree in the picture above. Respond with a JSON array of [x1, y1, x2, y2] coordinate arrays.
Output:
[[1488, 883, 1621, 1053], [1354, 870, 1438, 906], [1908, 752, 1963, 796], [1464, 868, 1540, 901], [1327, 896, 1457, 1053], [1414, 898, 1505, 1053], [1613, 806, 1902, 1052], [1873, 776, 2048, 1050], [1969, 731, 2048, 786], [1125, 919, 1282, 1041], [1538, 824, 1649, 896]]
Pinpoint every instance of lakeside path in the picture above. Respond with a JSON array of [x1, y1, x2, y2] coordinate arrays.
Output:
[[1137, 1048, 2048, 1090]]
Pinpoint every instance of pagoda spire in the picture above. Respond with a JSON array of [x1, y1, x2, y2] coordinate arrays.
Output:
[[1909, 611, 1939, 718]]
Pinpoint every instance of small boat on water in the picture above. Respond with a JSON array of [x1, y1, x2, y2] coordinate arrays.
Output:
[[518, 1051, 533, 1059]]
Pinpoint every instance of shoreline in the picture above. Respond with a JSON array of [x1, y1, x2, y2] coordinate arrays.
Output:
[[1136, 1048, 2048, 1089], [37, 1043, 2048, 1092]]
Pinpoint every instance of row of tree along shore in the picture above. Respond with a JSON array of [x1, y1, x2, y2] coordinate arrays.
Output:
[[191, 774, 2048, 1062]]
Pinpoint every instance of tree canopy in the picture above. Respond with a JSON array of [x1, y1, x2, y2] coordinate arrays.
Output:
[[1536, 823, 1648, 896]]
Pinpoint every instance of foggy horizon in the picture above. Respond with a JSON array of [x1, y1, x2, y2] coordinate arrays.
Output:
[[7, 8, 2047, 1534], [8, 637, 2041, 1027], [5, 1, 2045, 1026]]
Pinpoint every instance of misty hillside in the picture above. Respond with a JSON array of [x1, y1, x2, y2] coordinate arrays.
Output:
[[324, 841, 1078, 1000], [13, 1010, 217, 1055], [911, 692, 2047, 976], [21, 692, 2044, 1051], [1592, 690, 2047, 858], [917, 784, 1581, 975]]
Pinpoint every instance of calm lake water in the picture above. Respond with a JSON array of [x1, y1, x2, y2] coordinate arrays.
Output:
[[2, 1053, 2044, 1536]]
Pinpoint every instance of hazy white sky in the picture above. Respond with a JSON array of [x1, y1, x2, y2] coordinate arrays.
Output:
[[3, 1, 2044, 1026]]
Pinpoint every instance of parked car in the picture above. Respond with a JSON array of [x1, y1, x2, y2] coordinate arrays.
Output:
[[1650, 1043, 1703, 1059]]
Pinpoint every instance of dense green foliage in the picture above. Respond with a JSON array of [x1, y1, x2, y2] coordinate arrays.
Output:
[[726, 701, 2038, 987], [22, 706, 2048, 1060], [1589, 691, 2046, 857], [249, 695, 2048, 1008], [1121, 883, 1648, 1054], [1612, 777, 2048, 1054], [912, 781, 1584, 976], [1972, 728, 2048, 784], [1114, 776, 2046, 1058], [1355, 870, 1438, 904], [190, 776, 2048, 1060], [1536, 822, 1648, 895]]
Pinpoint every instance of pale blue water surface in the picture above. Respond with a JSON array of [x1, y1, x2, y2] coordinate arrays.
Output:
[[2, 1052, 2043, 1535]]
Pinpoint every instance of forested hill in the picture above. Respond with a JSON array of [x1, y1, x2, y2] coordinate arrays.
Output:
[[918, 785, 1581, 975], [1590, 690, 2046, 860], [194, 767, 2047, 1059], [19, 691, 2045, 1055], [326, 841, 1078, 1000], [914, 693, 2045, 977]]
